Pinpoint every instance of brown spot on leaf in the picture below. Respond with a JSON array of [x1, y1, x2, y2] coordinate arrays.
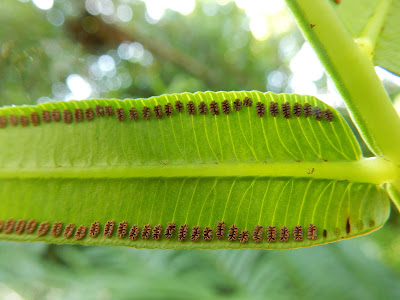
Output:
[[346, 217, 351, 234]]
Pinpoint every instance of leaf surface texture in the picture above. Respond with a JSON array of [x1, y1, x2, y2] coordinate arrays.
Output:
[[0, 91, 389, 249]]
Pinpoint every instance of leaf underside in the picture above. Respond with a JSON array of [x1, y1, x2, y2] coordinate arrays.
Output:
[[0, 91, 390, 249], [333, 0, 400, 76]]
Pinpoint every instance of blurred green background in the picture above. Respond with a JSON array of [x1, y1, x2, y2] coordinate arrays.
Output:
[[1, 0, 400, 299]]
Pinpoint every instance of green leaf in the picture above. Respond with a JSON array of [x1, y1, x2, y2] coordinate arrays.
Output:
[[0, 91, 390, 249], [333, 0, 400, 76], [285, 0, 400, 212], [387, 180, 400, 212]]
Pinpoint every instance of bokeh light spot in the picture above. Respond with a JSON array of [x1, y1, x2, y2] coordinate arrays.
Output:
[[66, 74, 92, 100], [267, 70, 288, 93], [141, 0, 195, 21], [290, 42, 324, 82], [32, 0, 53, 10], [140, 50, 153, 67], [85, 0, 100, 15], [249, 15, 269, 40], [99, 0, 114, 16], [98, 55, 115, 72], [46, 9, 64, 26], [117, 4, 133, 22]]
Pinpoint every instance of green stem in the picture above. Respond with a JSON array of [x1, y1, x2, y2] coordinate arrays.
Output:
[[0, 158, 394, 185], [285, 0, 400, 162], [356, 0, 392, 59]]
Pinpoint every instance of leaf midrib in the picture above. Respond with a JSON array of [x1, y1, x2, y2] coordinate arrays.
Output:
[[0, 158, 393, 184]]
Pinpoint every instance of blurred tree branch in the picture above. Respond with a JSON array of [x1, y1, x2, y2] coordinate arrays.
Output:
[[65, 13, 236, 88]]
